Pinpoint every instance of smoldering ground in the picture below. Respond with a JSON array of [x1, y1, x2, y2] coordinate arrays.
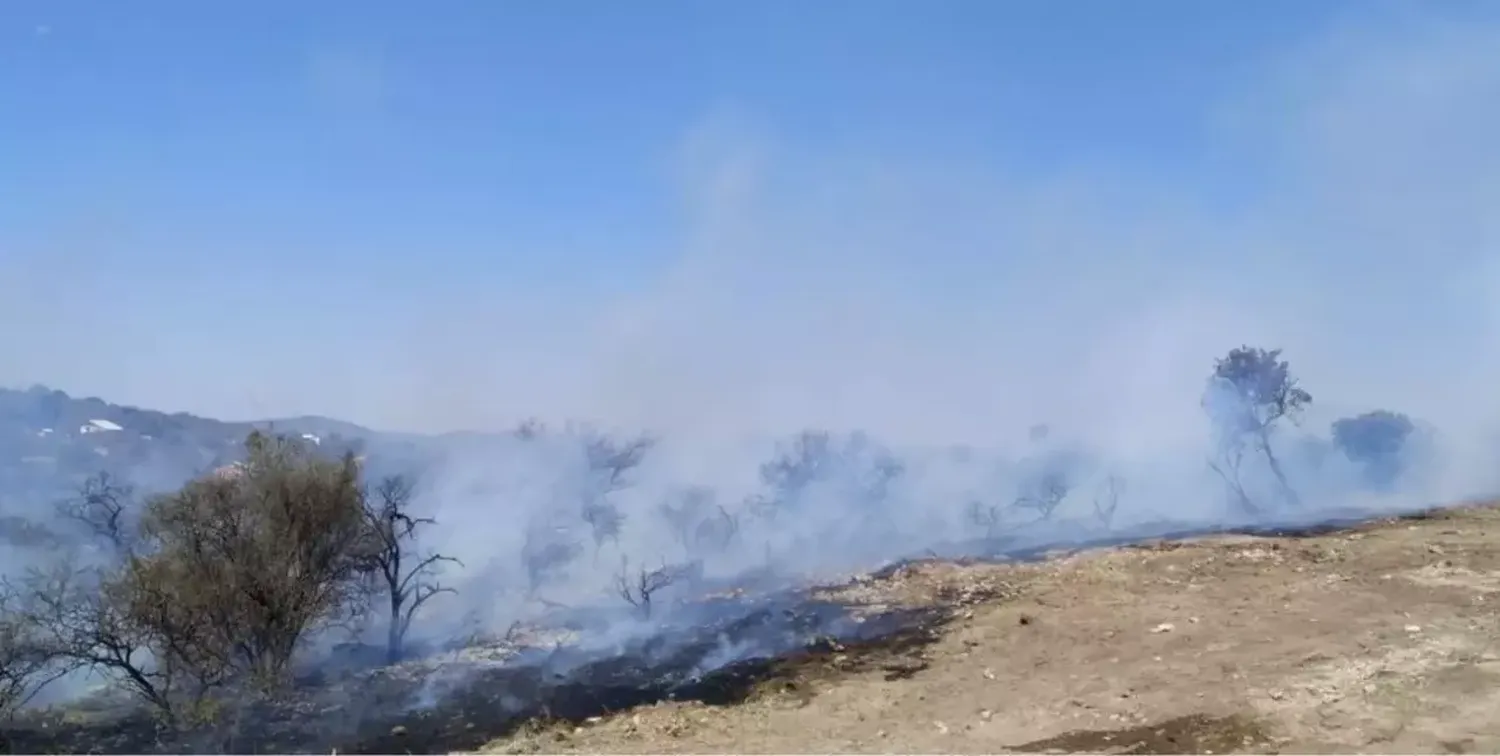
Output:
[[5, 3, 1500, 753]]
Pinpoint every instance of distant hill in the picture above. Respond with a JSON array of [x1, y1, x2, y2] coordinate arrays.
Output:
[[0, 385, 382, 511]]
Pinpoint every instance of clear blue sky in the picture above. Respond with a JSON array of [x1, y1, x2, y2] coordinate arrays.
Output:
[[4, 1, 1500, 446]]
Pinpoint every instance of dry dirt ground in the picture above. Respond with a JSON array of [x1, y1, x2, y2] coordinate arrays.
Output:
[[482, 503, 1500, 754]]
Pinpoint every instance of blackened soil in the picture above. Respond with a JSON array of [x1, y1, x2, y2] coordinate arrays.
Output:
[[0, 599, 950, 755]]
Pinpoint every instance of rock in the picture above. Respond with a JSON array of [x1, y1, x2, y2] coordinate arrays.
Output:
[[1151, 622, 1175, 633], [389, 725, 407, 737]]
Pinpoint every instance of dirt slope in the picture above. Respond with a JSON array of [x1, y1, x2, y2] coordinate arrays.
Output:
[[482, 503, 1500, 754]]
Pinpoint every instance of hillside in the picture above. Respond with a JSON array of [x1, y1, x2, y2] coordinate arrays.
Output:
[[3, 386, 1498, 754], [476, 502, 1500, 754], [0, 385, 377, 521], [1, 500, 1493, 753]]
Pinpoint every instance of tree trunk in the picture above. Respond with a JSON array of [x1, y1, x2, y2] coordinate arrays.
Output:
[[1258, 432, 1300, 508], [386, 601, 403, 665]]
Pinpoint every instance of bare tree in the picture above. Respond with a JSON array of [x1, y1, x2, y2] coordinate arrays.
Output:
[[965, 499, 1005, 539], [520, 525, 582, 597], [1092, 474, 1125, 529], [361, 475, 459, 664], [692, 505, 738, 554], [613, 558, 685, 620], [658, 487, 737, 557], [580, 501, 624, 558], [1012, 469, 1070, 521], [18, 561, 194, 719], [57, 472, 137, 555], [579, 432, 653, 556], [0, 582, 64, 718], [21, 482, 210, 721], [584, 432, 653, 491], [755, 431, 833, 521], [1206, 437, 1256, 516]]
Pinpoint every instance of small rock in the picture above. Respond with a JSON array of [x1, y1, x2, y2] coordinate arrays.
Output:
[[982, 667, 996, 680], [935, 721, 949, 734], [1188, 616, 1200, 624], [979, 709, 994, 721], [1428, 544, 1446, 555], [1151, 622, 1175, 633], [390, 725, 408, 737], [1405, 625, 1423, 634]]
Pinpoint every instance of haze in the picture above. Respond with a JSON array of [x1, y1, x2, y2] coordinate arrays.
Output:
[[2, 1, 1498, 448]]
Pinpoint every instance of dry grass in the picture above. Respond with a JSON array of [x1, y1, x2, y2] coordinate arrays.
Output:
[[482, 503, 1500, 754]]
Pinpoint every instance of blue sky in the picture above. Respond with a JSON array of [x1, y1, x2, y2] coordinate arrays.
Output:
[[4, 1, 1500, 448]]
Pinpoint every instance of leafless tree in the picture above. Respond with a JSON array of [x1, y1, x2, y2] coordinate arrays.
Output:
[[585, 432, 653, 491], [58, 471, 137, 555], [0, 582, 65, 718], [18, 560, 196, 719], [755, 431, 833, 521], [965, 499, 1005, 539], [520, 526, 582, 597], [1012, 470, 1070, 521], [613, 558, 687, 619], [1092, 474, 1125, 529], [580, 500, 625, 558], [658, 486, 737, 557], [578, 432, 653, 555], [20, 480, 216, 722], [361, 475, 459, 664], [691, 505, 738, 554], [1207, 438, 1255, 516]]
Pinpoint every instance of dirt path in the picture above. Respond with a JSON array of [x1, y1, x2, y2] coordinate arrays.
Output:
[[482, 504, 1500, 754]]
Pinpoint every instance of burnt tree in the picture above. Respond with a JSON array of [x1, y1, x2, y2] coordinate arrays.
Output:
[[361, 474, 459, 664]]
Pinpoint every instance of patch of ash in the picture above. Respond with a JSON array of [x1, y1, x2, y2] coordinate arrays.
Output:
[[0, 587, 951, 755]]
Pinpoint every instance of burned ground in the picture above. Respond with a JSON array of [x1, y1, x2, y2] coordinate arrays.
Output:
[[7, 501, 1500, 754], [0, 582, 955, 754], [485, 501, 1500, 754]]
